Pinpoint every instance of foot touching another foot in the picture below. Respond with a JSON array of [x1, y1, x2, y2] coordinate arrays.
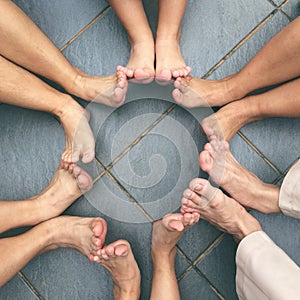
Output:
[[94, 240, 141, 300], [181, 178, 262, 242], [60, 106, 95, 164], [35, 162, 93, 222], [155, 38, 191, 84], [67, 68, 128, 107], [42, 216, 107, 260], [124, 39, 155, 83], [151, 212, 199, 261], [199, 138, 280, 213], [201, 96, 262, 141]]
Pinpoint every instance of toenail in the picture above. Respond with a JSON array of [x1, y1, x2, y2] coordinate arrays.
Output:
[[193, 183, 202, 191], [184, 190, 192, 197]]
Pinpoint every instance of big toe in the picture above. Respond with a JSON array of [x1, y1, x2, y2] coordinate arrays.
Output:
[[189, 178, 217, 205], [199, 150, 213, 173]]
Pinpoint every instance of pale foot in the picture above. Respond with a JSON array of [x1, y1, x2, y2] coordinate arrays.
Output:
[[155, 38, 191, 83], [151, 213, 199, 261], [173, 76, 231, 108], [33, 162, 93, 222], [181, 178, 262, 242], [199, 138, 280, 213], [42, 216, 107, 260], [125, 40, 155, 83], [201, 97, 261, 141], [60, 104, 95, 164], [67, 68, 128, 107], [94, 240, 141, 300]]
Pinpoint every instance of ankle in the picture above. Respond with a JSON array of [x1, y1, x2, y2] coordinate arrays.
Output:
[[235, 213, 262, 243]]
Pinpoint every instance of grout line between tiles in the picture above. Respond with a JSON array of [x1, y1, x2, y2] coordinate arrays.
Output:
[[105, 104, 176, 170], [272, 157, 300, 184], [94, 158, 154, 222], [59, 5, 111, 52], [237, 131, 283, 175], [203, 1, 289, 79], [18, 272, 45, 300]]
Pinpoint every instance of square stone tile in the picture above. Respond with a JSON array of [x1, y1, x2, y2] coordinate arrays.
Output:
[[179, 269, 220, 300], [109, 104, 209, 220], [22, 249, 113, 300], [197, 234, 239, 300], [230, 133, 280, 183], [13, 0, 109, 48], [0, 275, 37, 300], [210, 12, 290, 79], [282, 0, 300, 19], [251, 211, 300, 265], [177, 220, 222, 261], [0, 105, 64, 200], [90, 83, 175, 167], [238, 117, 300, 172], [62, 9, 129, 74], [181, 0, 275, 77]]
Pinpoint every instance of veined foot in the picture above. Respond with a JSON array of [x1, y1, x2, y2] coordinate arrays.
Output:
[[151, 213, 199, 262], [60, 103, 95, 164], [199, 138, 280, 213], [155, 38, 191, 83], [34, 162, 93, 222], [42, 216, 107, 260], [172, 76, 236, 108], [68, 68, 128, 107], [94, 240, 141, 300], [201, 96, 261, 141], [124, 39, 155, 83], [181, 178, 262, 242]]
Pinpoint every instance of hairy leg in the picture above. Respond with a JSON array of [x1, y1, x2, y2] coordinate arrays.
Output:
[[155, 0, 191, 82], [0, 54, 95, 163], [150, 213, 199, 300], [173, 17, 300, 108], [199, 139, 280, 213], [181, 178, 262, 242], [95, 240, 141, 300], [0, 0, 127, 106], [108, 0, 155, 82], [0, 216, 107, 287], [0, 162, 93, 234], [201, 77, 300, 141]]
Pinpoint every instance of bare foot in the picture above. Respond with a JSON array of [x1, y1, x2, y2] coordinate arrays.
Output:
[[34, 162, 93, 222], [151, 213, 199, 262], [199, 138, 280, 214], [155, 38, 191, 83], [67, 68, 128, 107], [94, 240, 141, 300], [42, 216, 107, 260], [124, 39, 155, 83], [181, 178, 262, 242], [201, 97, 262, 141], [172, 75, 246, 108], [60, 104, 95, 164]]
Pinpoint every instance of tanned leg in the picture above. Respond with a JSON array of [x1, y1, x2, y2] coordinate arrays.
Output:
[[0, 0, 127, 106]]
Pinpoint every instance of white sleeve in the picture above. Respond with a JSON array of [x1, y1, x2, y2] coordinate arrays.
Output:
[[236, 231, 300, 300]]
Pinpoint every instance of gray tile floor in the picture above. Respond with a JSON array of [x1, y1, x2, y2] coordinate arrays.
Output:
[[1, 0, 300, 299]]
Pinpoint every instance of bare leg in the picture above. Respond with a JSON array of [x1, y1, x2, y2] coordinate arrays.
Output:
[[94, 240, 141, 300], [0, 162, 93, 234], [155, 0, 191, 82], [181, 179, 262, 242], [173, 17, 300, 107], [201, 77, 300, 141], [108, 0, 155, 82], [199, 138, 280, 214], [150, 213, 199, 300], [0, 0, 127, 106], [0, 216, 107, 287], [0, 54, 95, 163]]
